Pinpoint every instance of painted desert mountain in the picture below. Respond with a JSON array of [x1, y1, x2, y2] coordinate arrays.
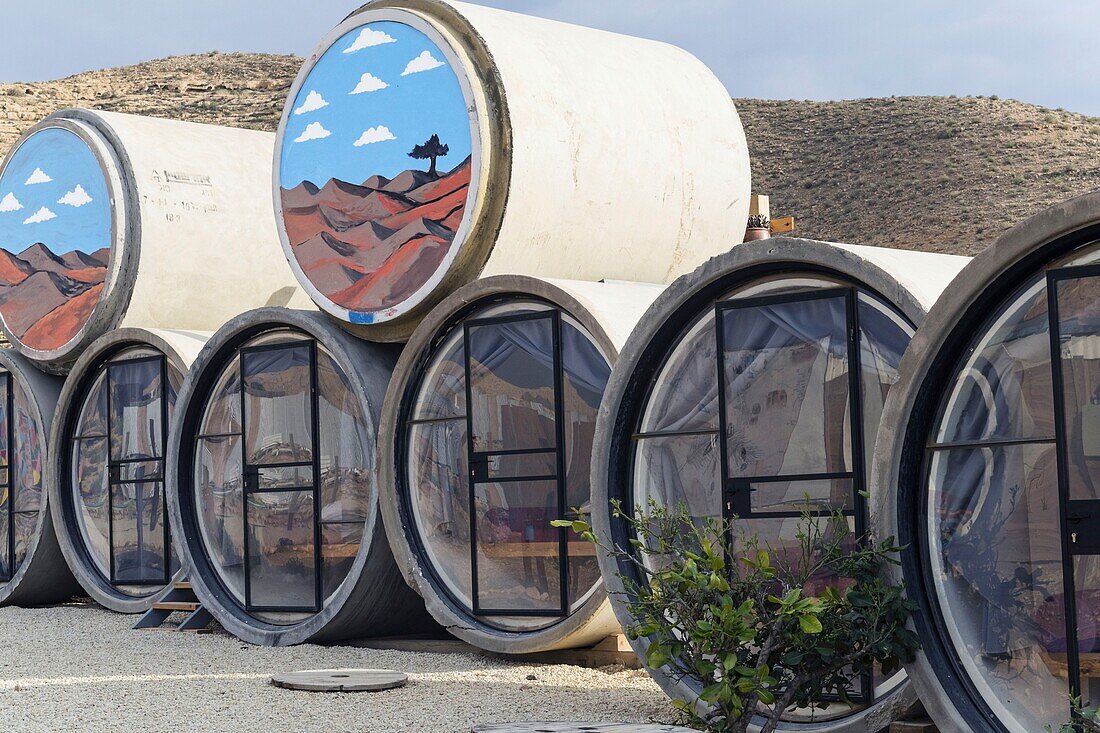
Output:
[[280, 156, 470, 312], [0, 243, 108, 351]]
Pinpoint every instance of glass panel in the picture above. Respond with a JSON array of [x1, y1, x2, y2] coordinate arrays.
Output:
[[408, 420, 470, 606], [195, 435, 245, 602], [857, 295, 914, 484], [1054, 274, 1100, 500], [928, 444, 1068, 731], [474, 479, 561, 612], [1075, 555, 1100, 704], [639, 311, 719, 434], [12, 382, 43, 513], [720, 295, 853, 479], [246, 489, 316, 609], [322, 521, 363, 598], [73, 436, 110, 576], [634, 433, 722, 522], [0, 507, 8, 580], [317, 349, 370, 523], [936, 275, 1056, 444], [76, 370, 108, 438], [485, 451, 556, 480], [467, 316, 557, 454], [0, 375, 9, 468], [413, 331, 466, 420], [199, 355, 241, 436], [732, 514, 858, 594], [118, 460, 161, 483], [746, 477, 855, 515], [255, 465, 313, 490], [110, 481, 167, 584], [242, 345, 313, 466], [108, 358, 164, 462], [13, 511, 34, 569]]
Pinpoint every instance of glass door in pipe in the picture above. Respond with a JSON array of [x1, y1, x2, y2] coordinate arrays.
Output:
[[0, 372, 45, 583], [634, 277, 913, 721], [406, 303, 608, 628], [193, 332, 368, 620], [925, 248, 1100, 730], [71, 350, 178, 591]]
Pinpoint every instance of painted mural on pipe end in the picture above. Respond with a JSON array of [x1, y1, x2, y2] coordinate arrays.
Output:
[[0, 126, 113, 354], [277, 14, 478, 328], [275, 0, 753, 341]]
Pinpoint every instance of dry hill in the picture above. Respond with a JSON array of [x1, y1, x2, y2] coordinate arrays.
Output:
[[3, 53, 1100, 257]]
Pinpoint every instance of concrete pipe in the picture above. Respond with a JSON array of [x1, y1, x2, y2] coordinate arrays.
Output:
[[871, 192, 1100, 733], [591, 237, 971, 732], [0, 348, 81, 606], [0, 109, 312, 374], [166, 307, 435, 646], [47, 327, 207, 612], [377, 275, 664, 653], [274, 0, 750, 342]]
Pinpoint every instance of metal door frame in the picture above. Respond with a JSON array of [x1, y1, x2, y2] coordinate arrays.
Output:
[[463, 309, 569, 617], [239, 340, 322, 614], [105, 354, 171, 587], [0, 373, 11, 583]]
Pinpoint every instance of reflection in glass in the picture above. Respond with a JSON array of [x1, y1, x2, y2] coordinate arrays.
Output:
[[108, 358, 163, 461], [322, 522, 364, 599], [1055, 275, 1100, 501], [318, 349, 370, 523], [111, 482, 167, 583], [246, 490, 317, 609], [195, 435, 245, 601], [242, 344, 313, 466], [73, 436, 110, 576], [638, 311, 719, 434]]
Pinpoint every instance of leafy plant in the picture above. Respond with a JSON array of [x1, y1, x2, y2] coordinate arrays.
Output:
[[1049, 696, 1100, 732], [556, 499, 919, 733]]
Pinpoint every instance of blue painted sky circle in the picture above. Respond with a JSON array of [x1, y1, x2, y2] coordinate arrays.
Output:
[[0, 126, 111, 257], [279, 19, 474, 189]]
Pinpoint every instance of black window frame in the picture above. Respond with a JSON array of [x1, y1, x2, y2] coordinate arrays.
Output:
[[104, 354, 172, 588], [462, 309, 570, 618], [238, 339, 324, 614], [0, 372, 12, 583]]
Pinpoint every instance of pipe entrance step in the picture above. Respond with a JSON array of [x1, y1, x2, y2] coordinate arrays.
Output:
[[270, 669, 408, 692], [132, 580, 213, 633]]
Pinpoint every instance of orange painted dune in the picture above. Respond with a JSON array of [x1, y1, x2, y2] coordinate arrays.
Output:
[[21, 283, 104, 351]]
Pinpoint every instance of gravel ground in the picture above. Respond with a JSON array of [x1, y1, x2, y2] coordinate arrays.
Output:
[[0, 602, 672, 733]]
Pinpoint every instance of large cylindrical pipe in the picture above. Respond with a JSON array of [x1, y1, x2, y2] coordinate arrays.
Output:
[[378, 275, 664, 653], [47, 327, 208, 612], [0, 348, 81, 606], [167, 307, 435, 646], [274, 0, 750, 341], [872, 193, 1100, 733], [591, 238, 971, 732], [0, 109, 312, 373]]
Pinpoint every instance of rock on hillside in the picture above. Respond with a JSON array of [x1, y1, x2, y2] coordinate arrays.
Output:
[[4, 54, 1100, 257]]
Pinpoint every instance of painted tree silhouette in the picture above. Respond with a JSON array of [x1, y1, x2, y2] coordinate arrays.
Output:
[[408, 134, 449, 177]]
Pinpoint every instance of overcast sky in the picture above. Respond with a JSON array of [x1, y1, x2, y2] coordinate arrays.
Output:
[[2, 1, 1099, 115]]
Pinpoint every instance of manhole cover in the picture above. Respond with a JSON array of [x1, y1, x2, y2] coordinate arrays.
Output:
[[473, 725, 695, 733], [271, 668, 408, 692]]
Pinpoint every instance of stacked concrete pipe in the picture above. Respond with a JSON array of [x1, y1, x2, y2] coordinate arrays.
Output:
[[0, 109, 312, 375], [47, 327, 208, 613], [274, 0, 751, 341], [0, 348, 81, 606], [166, 308, 435, 645], [377, 275, 663, 653], [591, 238, 971, 732]]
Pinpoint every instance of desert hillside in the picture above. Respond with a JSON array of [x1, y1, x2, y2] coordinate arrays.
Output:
[[4, 53, 1100, 256]]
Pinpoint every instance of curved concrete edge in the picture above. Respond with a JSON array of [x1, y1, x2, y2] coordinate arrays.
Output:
[[0, 349, 82, 606], [166, 307, 435, 646], [46, 327, 206, 613], [869, 190, 1100, 733], [589, 238, 957, 731], [377, 275, 662, 653]]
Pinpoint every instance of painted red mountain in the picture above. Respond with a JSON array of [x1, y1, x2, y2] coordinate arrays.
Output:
[[0, 242, 108, 351], [281, 156, 471, 312]]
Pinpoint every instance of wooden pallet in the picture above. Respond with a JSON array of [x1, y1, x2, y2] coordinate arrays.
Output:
[[133, 581, 215, 633]]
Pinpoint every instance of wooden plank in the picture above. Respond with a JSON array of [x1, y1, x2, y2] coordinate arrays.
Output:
[[890, 720, 938, 733], [748, 193, 770, 219], [152, 601, 201, 612], [770, 216, 795, 234]]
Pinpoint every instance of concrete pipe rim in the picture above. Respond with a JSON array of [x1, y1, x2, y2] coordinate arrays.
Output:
[[271, 0, 512, 342], [0, 349, 62, 604], [166, 307, 390, 646], [869, 191, 1100, 733], [377, 274, 617, 654], [590, 238, 931, 731], [46, 328, 190, 613], [0, 110, 139, 371]]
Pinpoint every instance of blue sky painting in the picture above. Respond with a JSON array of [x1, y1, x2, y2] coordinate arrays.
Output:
[[0, 127, 111, 256], [279, 20, 472, 190]]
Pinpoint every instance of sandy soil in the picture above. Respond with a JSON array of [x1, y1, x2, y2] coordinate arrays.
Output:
[[0, 602, 671, 733]]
